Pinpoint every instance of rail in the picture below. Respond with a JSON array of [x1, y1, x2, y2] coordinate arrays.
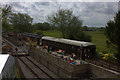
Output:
[[86, 58, 120, 73], [3, 36, 21, 46], [18, 57, 40, 79], [25, 57, 54, 79], [18, 57, 54, 79]]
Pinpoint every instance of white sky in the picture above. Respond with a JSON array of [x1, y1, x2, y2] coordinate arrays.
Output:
[[0, 0, 119, 27], [0, 0, 120, 2]]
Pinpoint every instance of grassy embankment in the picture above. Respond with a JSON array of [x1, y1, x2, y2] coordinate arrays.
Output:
[[43, 30, 117, 54]]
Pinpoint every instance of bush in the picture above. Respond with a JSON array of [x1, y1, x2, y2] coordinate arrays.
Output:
[[95, 50, 117, 62], [101, 53, 116, 62]]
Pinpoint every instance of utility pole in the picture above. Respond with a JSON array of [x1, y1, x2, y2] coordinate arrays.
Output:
[[118, 1, 120, 11]]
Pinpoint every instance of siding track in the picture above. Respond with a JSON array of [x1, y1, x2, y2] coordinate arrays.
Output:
[[18, 56, 54, 79]]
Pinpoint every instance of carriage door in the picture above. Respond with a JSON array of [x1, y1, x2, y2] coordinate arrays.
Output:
[[37, 38, 40, 46], [83, 48, 87, 59], [82, 48, 86, 60]]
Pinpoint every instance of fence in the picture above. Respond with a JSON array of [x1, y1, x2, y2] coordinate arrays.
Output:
[[86, 58, 120, 73]]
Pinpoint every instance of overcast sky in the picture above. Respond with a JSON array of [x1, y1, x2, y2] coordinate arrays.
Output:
[[0, 0, 119, 27]]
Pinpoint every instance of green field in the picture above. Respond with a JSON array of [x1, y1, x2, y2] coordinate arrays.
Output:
[[43, 30, 62, 38], [85, 31, 116, 54], [43, 30, 117, 54]]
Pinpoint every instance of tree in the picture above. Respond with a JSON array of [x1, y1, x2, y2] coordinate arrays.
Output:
[[1, 5, 12, 32], [34, 30, 43, 35], [33, 22, 52, 31], [82, 26, 88, 31], [47, 9, 91, 42], [10, 13, 33, 32], [47, 9, 73, 38], [105, 11, 120, 62]]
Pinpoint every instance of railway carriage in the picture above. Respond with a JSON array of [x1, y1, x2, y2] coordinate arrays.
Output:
[[20, 32, 43, 46], [11, 32, 96, 60], [42, 36, 96, 60]]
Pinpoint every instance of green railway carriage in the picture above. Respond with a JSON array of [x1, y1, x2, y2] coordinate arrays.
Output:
[[18, 32, 96, 60], [42, 36, 96, 60]]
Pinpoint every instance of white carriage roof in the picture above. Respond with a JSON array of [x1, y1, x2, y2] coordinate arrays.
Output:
[[0, 54, 9, 74], [42, 36, 95, 47]]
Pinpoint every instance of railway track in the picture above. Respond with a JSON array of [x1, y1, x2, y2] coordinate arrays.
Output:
[[3, 37, 16, 49], [18, 56, 54, 79], [3, 37, 57, 79]]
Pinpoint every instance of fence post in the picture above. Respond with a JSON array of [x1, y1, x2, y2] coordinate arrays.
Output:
[[101, 60, 103, 67], [108, 63, 110, 69], [118, 65, 120, 72], [95, 60, 96, 65]]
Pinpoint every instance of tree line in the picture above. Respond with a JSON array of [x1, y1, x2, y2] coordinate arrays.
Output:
[[1, 5, 91, 42], [105, 11, 120, 63]]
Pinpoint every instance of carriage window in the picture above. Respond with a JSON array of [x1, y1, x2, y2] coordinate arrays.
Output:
[[78, 48, 80, 51], [72, 46, 74, 49], [61, 43, 62, 47], [66, 44, 68, 48], [63, 44, 65, 48], [65, 44, 67, 48], [67, 45, 69, 48], [84, 49, 86, 53], [58, 43, 59, 46], [88, 49, 91, 52], [59, 43, 61, 47]]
